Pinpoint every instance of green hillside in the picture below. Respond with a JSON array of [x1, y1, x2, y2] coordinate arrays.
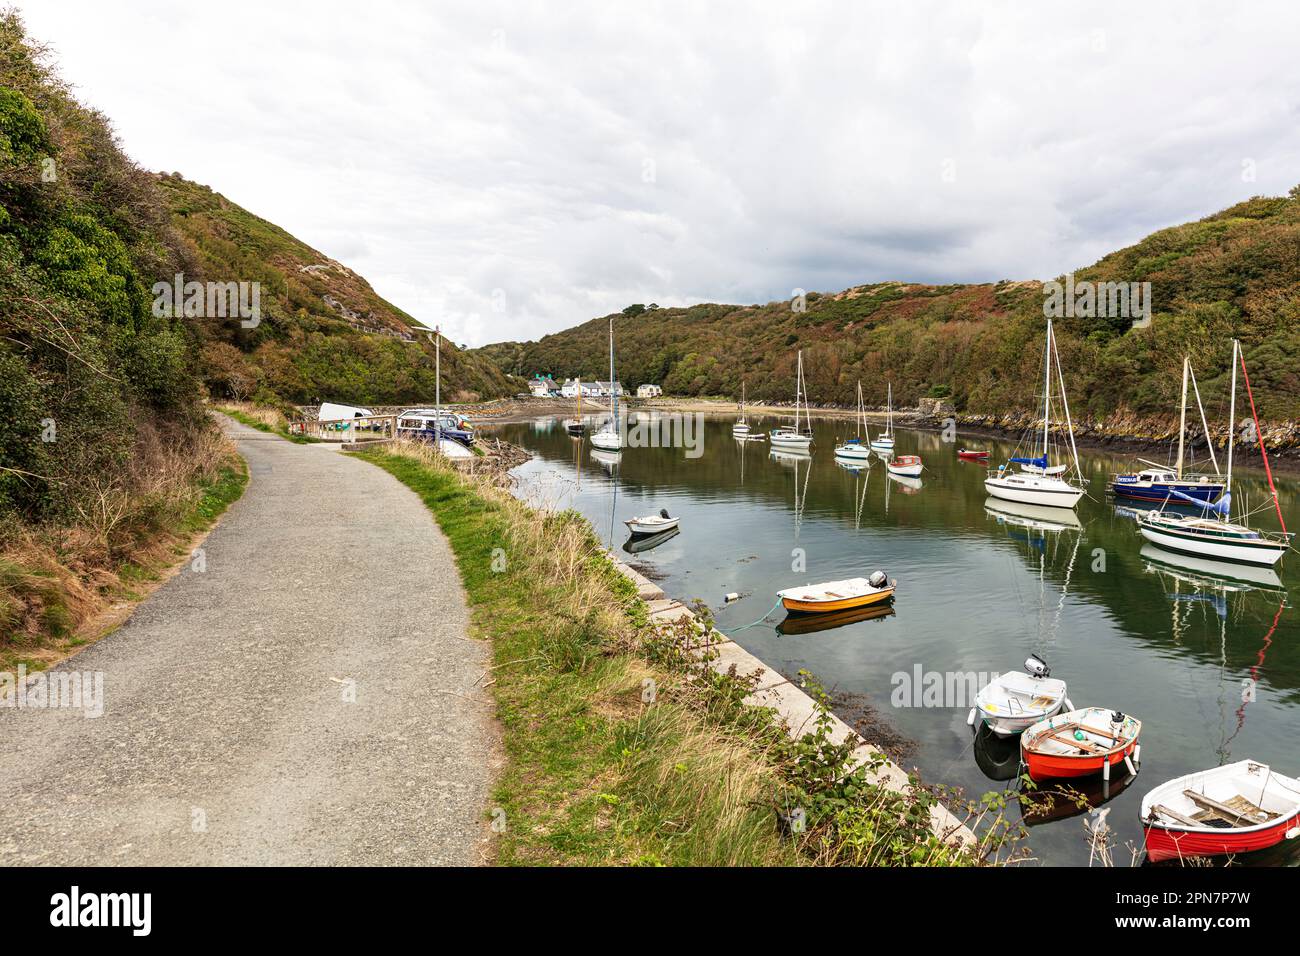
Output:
[[157, 174, 515, 406], [478, 189, 1300, 426]]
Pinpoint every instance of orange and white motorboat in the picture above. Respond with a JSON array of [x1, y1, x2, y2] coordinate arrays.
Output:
[[1020, 707, 1142, 782], [777, 571, 895, 614]]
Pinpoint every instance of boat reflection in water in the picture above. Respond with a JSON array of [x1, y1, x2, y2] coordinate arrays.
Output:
[[1139, 544, 1286, 595], [887, 472, 923, 494], [776, 601, 895, 636], [971, 724, 1021, 782], [622, 527, 680, 555], [1018, 767, 1137, 828], [590, 448, 622, 473], [985, 497, 1083, 533]]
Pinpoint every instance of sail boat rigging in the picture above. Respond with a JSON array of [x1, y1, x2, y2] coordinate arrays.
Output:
[[1111, 356, 1225, 502], [1138, 339, 1293, 566], [870, 382, 896, 453], [590, 318, 623, 450], [770, 350, 814, 450], [834, 381, 872, 461], [985, 320, 1086, 509]]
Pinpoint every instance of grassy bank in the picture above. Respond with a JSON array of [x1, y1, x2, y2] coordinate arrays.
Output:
[[357, 441, 1017, 866], [215, 402, 323, 444], [1, 425, 247, 672]]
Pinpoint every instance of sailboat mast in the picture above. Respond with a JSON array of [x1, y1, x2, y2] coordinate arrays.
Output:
[[886, 382, 893, 437], [435, 325, 441, 444], [795, 350, 803, 432], [1176, 357, 1189, 479], [1226, 340, 1238, 500], [609, 317, 617, 428], [1042, 320, 1053, 458]]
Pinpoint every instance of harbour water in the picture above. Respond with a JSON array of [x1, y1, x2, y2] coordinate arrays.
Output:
[[489, 412, 1300, 866]]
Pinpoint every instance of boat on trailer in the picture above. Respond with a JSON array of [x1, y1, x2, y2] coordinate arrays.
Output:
[[1141, 760, 1300, 863], [777, 571, 895, 614], [1020, 707, 1141, 783], [1138, 340, 1292, 567], [986, 320, 1086, 510], [972, 655, 1072, 737]]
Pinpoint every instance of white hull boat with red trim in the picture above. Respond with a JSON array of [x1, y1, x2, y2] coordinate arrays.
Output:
[[1141, 760, 1300, 863]]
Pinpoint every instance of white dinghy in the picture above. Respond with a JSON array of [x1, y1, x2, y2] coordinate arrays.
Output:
[[625, 509, 680, 536], [971, 655, 1072, 737]]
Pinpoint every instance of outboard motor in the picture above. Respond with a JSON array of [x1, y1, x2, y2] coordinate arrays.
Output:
[[1023, 654, 1051, 679], [868, 570, 888, 589], [659, 508, 671, 519]]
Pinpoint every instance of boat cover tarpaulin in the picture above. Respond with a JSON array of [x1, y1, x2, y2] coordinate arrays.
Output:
[[1010, 455, 1048, 468], [1169, 489, 1231, 514]]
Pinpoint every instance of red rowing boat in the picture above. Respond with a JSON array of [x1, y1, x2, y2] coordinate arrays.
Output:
[[1141, 760, 1300, 863], [957, 448, 989, 461], [1020, 708, 1141, 782]]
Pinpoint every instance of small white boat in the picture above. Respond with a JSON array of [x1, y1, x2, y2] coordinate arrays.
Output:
[[972, 655, 1071, 737], [1137, 340, 1292, 566], [1141, 760, 1300, 863], [869, 381, 896, 452], [590, 426, 622, 450], [886, 454, 922, 477], [777, 571, 895, 614], [986, 320, 1086, 510], [733, 381, 762, 440], [835, 381, 873, 461], [625, 509, 680, 536], [770, 350, 814, 450]]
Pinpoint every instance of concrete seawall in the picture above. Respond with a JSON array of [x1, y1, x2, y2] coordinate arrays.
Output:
[[605, 552, 976, 849]]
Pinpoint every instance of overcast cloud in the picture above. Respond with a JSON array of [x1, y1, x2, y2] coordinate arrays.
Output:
[[16, 1, 1300, 346]]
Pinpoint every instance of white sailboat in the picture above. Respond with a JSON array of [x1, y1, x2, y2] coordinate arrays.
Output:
[[733, 381, 763, 440], [834, 381, 872, 461], [869, 382, 895, 453], [770, 350, 814, 450], [985, 320, 1086, 509], [1138, 340, 1292, 566], [590, 318, 623, 451]]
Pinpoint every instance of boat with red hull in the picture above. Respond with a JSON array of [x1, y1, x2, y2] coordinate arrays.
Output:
[[1020, 707, 1141, 783], [957, 448, 989, 461], [1141, 760, 1300, 863]]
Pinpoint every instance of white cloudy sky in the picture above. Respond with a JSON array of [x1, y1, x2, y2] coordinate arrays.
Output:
[[16, 1, 1300, 346]]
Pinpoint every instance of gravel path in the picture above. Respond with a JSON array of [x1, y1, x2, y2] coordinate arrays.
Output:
[[0, 417, 497, 865]]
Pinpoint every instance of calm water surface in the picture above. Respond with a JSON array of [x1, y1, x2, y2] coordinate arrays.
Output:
[[488, 412, 1300, 867]]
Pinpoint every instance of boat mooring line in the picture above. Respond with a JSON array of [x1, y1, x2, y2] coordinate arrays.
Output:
[[723, 597, 784, 634]]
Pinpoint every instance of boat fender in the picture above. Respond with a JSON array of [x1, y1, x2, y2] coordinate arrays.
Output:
[[724, 592, 741, 604], [1286, 827, 1300, 840], [1133, 744, 1141, 765], [1064, 697, 1074, 711], [1102, 758, 1111, 782], [966, 708, 976, 727], [1124, 756, 1137, 777]]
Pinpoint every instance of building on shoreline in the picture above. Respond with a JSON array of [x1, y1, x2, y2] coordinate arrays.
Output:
[[636, 383, 662, 398]]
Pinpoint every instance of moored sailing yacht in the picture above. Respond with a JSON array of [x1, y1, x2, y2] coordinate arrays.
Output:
[[565, 376, 587, 435], [985, 320, 1086, 509], [590, 318, 623, 450], [1112, 356, 1225, 503], [733, 381, 763, 440], [834, 381, 871, 461], [1138, 340, 1292, 566], [770, 350, 814, 450], [869, 382, 896, 453]]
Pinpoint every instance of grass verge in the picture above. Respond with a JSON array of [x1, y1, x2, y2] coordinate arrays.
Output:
[[215, 402, 322, 444], [357, 440, 1022, 866], [1, 428, 247, 672]]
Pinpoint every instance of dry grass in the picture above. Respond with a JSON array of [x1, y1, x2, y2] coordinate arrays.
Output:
[[1, 417, 245, 669], [358, 440, 800, 866]]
